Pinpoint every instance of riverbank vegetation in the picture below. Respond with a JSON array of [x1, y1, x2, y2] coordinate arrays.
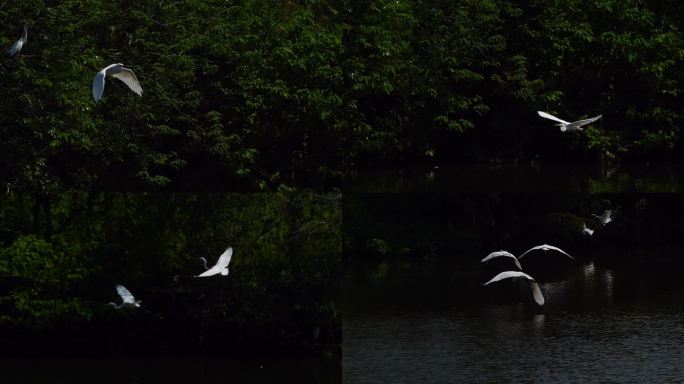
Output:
[[0, 193, 341, 355]]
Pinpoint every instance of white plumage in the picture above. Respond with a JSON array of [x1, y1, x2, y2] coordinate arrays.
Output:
[[537, 111, 602, 132], [109, 284, 142, 309], [92, 63, 143, 102], [483, 271, 545, 305], [197, 247, 233, 277], [582, 223, 595, 236], [518, 244, 574, 260], [593, 210, 613, 226], [8, 26, 27, 57], [481, 250, 522, 270]]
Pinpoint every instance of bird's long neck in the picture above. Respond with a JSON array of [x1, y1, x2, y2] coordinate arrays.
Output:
[[108, 302, 122, 309], [22, 27, 27, 40]]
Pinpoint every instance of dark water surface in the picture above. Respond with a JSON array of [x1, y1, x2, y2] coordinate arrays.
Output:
[[343, 258, 684, 383], [1, 355, 340, 384]]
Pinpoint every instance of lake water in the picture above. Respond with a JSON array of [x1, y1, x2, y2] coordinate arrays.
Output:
[[342, 259, 684, 383]]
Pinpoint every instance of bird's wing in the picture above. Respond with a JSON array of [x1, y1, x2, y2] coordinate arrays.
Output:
[[216, 247, 233, 268], [92, 71, 106, 102], [482, 251, 522, 270], [517, 245, 541, 259], [116, 284, 136, 303], [546, 245, 574, 259], [513, 257, 522, 270], [197, 266, 223, 277], [572, 115, 602, 127], [481, 251, 513, 262], [483, 271, 533, 285], [531, 282, 545, 305], [8, 40, 22, 56], [112, 68, 143, 96], [538, 111, 570, 125]]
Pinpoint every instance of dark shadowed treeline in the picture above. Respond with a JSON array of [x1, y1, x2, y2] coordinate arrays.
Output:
[[344, 194, 684, 274], [0, 193, 341, 355], [2, 1, 684, 191]]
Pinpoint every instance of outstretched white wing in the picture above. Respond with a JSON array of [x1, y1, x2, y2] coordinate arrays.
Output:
[[8, 39, 23, 56], [481, 251, 521, 270], [572, 115, 602, 128], [538, 111, 570, 125], [544, 244, 574, 259], [483, 271, 535, 285], [111, 68, 143, 96], [531, 282, 545, 305], [197, 266, 223, 277], [216, 247, 233, 269], [518, 244, 574, 259], [517, 245, 542, 259], [116, 284, 136, 304], [92, 70, 106, 102]]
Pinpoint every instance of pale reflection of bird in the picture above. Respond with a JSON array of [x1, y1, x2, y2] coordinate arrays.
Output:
[[483, 271, 545, 305], [593, 209, 613, 226], [582, 223, 594, 236], [481, 250, 522, 270], [518, 244, 574, 260], [537, 111, 602, 132], [8, 26, 27, 57], [197, 247, 233, 277], [108, 284, 142, 309], [92, 63, 143, 102]]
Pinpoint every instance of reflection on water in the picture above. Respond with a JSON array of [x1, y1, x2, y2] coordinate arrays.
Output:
[[1, 356, 340, 384], [603, 269, 615, 302], [343, 260, 684, 383]]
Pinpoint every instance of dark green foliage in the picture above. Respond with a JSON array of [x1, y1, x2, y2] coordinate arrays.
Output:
[[2, 1, 684, 190], [0, 193, 341, 353]]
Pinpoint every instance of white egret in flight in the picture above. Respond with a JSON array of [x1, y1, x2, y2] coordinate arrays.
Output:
[[518, 244, 574, 260], [593, 209, 613, 226], [537, 111, 602, 132], [483, 271, 545, 305], [92, 63, 143, 102], [582, 223, 594, 236], [8, 26, 27, 57], [197, 247, 233, 277], [109, 284, 142, 309], [481, 250, 522, 270]]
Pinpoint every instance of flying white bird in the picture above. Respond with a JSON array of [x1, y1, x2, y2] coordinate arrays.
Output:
[[8, 26, 27, 57], [109, 284, 142, 309], [481, 250, 522, 270], [483, 271, 545, 305], [537, 111, 602, 132], [593, 210, 612, 226], [518, 244, 574, 260], [197, 247, 233, 277], [582, 223, 594, 236], [92, 63, 143, 102]]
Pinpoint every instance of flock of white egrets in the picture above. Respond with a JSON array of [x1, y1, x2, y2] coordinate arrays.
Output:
[[481, 209, 613, 306], [108, 247, 233, 309], [8, 26, 143, 103]]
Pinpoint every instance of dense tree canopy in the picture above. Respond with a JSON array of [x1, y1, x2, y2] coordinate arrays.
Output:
[[1, 1, 683, 191]]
